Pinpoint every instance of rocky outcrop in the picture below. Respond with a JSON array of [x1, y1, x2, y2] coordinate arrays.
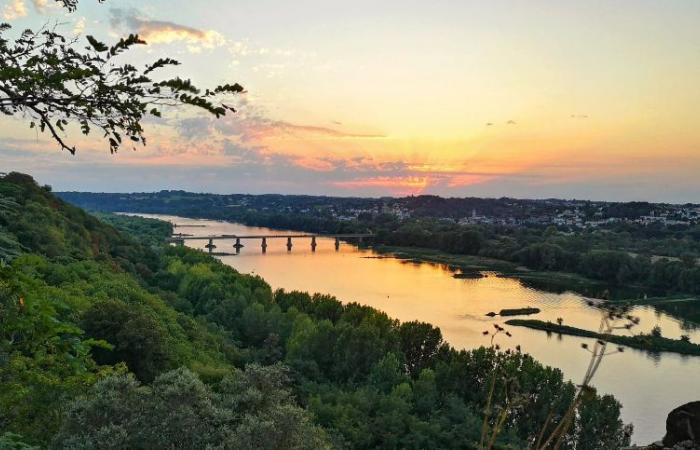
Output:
[[664, 402, 700, 447], [621, 402, 700, 450], [622, 440, 699, 450]]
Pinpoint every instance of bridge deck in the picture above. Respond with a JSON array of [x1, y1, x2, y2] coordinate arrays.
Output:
[[167, 233, 373, 241]]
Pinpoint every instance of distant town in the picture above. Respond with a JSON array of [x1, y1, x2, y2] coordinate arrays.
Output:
[[58, 190, 700, 230]]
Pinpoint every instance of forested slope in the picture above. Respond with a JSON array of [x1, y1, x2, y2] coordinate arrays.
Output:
[[1, 173, 630, 449]]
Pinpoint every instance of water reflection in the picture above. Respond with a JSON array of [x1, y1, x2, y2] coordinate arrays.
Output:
[[133, 214, 700, 445]]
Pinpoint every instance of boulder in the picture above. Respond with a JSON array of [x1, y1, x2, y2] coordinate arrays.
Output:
[[663, 402, 700, 447]]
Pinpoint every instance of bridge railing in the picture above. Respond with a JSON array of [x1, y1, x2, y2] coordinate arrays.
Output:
[[166, 233, 374, 242]]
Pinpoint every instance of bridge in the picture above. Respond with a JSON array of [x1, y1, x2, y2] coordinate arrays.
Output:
[[167, 233, 374, 254]]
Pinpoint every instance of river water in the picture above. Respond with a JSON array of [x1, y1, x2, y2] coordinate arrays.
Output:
[[140, 214, 700, 445]]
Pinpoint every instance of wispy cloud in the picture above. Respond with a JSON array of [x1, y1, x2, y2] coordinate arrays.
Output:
[[109, 9, 225, 52], [2, 0, 27, 20], [72, 16, 86, 35], [180, 109, 385, 143], [236, 119, 386, 141], [332, 176, 429, 191], [31, 0, 48, 13], [2, 0, 60, 19]]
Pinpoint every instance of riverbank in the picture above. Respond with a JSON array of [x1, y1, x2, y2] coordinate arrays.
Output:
[[371, 245, 700, 327], [373, 245, 613, 296], [108, 212, 700, 444], [505, 319, 700, 356]]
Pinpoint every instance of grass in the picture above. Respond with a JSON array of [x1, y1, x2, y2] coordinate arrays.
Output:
[[505, 319, 700, 356]]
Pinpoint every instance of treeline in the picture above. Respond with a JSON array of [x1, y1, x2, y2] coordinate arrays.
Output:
[[505, 320, 700, 356], [56, 191, 700, 296], [56, 190, 699, 223], [256, 213, 700, 295], [222, 213, 700, 296], [374, 220, 700, 296], [1, 173, 631, 449]]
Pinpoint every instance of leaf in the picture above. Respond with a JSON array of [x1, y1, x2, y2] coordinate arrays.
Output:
[[85, 35, 108, 52]]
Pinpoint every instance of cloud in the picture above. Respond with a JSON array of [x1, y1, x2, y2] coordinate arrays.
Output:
[[31, 0, 48, 13], [221, 140, 271, 165], [214, 111, 386, 142], [73, 16, 86, 35], [110, 9, 225, 51], [2, 0, 27, 20], [176, 105, 385, 145], [2, 0, 60, 19], [247, 120, 386, 140], [332, 176, 429, 191]]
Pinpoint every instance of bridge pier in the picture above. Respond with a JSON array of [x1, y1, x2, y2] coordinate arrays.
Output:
[[168, 233, 373, 252]]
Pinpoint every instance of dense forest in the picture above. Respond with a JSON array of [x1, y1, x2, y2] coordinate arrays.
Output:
[[0, 172, 632, 448], [59, 191, 700, 297]]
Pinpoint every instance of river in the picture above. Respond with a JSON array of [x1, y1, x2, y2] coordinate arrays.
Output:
[[139, 214, 700, 445]]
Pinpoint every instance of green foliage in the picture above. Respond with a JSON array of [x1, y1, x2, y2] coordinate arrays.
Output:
[[92, 213, 173, 247], [81, 301, 174, 382], [398, 321, 446, 377], [57, 189, 700, 298], [574, 392, 631, 450], [0, 263, 119, 444], [51, 366, 334, 450], [0, 173, 632, 449], [0, 433, 39, 450], [507, 319, 700, 356]]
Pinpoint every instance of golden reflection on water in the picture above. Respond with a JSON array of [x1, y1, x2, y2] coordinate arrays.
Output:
[[141, 214, 700, 445]]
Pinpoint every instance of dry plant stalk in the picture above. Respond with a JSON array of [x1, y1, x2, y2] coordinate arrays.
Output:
[[477, 304, 639, 450]]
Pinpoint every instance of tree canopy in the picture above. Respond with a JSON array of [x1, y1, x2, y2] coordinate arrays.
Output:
[[0, 172, 633, 449]]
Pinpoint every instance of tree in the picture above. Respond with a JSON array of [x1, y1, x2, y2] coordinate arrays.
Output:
[[81, 300, 174, 382], [0, 433, 39, 450], [574, 392, 632, 450], [52, 366, 335, 450], [0, 1, 243, 154], [398, 321, 444, 377]]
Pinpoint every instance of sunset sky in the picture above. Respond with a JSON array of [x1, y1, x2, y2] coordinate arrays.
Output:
[[2, 0, 699, 201]]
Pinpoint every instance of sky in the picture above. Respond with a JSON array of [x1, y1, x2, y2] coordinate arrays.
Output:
[[1, 0, 699, 201]]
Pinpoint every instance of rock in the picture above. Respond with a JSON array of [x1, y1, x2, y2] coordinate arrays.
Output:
[[663, 402, 700, 447]]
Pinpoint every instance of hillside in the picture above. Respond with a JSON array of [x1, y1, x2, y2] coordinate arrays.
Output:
[[0, 173, 631, 449]]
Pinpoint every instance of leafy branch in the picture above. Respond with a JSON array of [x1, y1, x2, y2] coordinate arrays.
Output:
[[0, 20, 243, 154]]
